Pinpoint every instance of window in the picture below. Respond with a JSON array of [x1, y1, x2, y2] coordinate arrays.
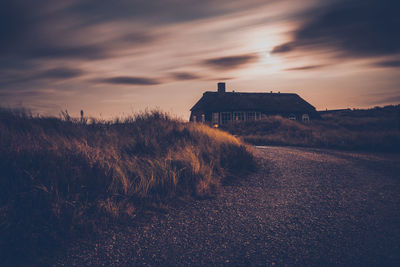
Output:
[[221, 112, 232, 124], [192, 115, 197, 122], [302, 114, 310, 123], [201, 114, 205, 123], [247, 112, 255, 121], [289, 114, 296, 121], [212, 113, 219, 124], [233, 112, 245, 121]]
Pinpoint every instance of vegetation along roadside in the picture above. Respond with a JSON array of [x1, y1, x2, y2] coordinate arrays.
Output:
[[0, 108, 256, 265], [222, 105, 400, 153]]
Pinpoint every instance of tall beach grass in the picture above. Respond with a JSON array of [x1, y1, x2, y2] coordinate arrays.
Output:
[[0, 109, 255, 264], [223, 105, 400, 152]]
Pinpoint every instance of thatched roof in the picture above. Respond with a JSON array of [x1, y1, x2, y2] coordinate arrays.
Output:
[[190, 92, 316, 114]]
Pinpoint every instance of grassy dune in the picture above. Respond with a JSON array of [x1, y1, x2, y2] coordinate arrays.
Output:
[[223, 105, 400, 152], [0, 109, 255, 263]]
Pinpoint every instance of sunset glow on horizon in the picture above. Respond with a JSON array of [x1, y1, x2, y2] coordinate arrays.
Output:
[[1, 0, 399, 119]]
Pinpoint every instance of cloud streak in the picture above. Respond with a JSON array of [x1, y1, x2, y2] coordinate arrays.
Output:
[[36, 67, 85, 79], [374, 60, 400, 68], [170, 72, 201, 81], [0, 67, 85, 88], [203, 53, 258, 70], [284, 65, 327, 71], [100, 76, 160, 85]]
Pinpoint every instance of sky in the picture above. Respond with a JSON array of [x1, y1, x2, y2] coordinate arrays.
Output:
[[1, 0, 399, 119]]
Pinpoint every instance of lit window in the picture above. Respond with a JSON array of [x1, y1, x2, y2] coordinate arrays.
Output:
[[221, 112, 232, 124], [212, 113, 219, 124], [247, 112, 255, 120], [302, 114, 310, 123], [289, 114, 296, 120], [233, 112, 244, 121]]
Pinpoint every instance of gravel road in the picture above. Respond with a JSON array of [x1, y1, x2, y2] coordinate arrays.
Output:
[[52, 146, 400, 266]]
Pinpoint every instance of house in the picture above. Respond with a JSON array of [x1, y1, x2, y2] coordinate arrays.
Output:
[[190, 82, 318, 125]]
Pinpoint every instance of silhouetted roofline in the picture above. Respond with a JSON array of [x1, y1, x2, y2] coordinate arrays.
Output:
[[190, 90, 316, 113], [200, 91, 299, 97]]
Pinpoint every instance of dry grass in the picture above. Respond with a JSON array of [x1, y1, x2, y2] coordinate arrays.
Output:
[[223, 105, 400, 153], [0, 109, 255, 264]]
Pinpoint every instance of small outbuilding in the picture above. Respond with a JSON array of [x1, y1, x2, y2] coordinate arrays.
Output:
[[190, 82, 318, 125]]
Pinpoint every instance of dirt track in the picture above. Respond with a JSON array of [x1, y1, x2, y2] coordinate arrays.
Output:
[[53, 146, 400, 266]]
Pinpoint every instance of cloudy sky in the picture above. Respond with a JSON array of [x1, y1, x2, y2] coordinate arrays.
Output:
[[1, 0, 399, 119]]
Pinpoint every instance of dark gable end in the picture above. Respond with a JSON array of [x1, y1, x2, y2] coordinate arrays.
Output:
[[190, 92, 317, 114]]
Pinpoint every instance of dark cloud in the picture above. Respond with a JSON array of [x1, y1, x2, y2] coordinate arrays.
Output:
[[100, 76, 160, 85], [272, 0, 400, 59], [271, 43, 294, 54], [203, 54, 258, 70], [0, 2, 29, 52], [0, 28, 152, 62], [120, 32, 160, 45], [0, 1, 163, 64], [170, 72, 201, 81], [284, 65, 327, 71], [0, 67, 85, 88], [374, 60, 400, 68], [205, 77, 235, 81], [67, 0, 270, 25], [36, 67, 85, 79], [27, 45, 110, 60]]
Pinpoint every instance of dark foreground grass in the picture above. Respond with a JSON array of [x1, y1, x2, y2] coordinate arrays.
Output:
[[223, 105, 400, 153], [0, 109, 255, 265]]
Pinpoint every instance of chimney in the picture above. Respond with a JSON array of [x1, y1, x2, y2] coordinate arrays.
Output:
[[217, 82, 226, 93]]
